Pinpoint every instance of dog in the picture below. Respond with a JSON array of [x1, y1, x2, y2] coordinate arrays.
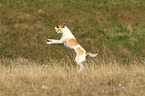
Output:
[[46, 23, 97, 72]]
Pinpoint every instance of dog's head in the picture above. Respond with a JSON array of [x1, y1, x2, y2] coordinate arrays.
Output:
[[54, 23, 66, 33]]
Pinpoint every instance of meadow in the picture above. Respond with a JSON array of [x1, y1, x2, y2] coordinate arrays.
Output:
[[0, 0, 145, 95]]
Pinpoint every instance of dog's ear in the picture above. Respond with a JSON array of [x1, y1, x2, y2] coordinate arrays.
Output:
[[62, 22, 66, 28]]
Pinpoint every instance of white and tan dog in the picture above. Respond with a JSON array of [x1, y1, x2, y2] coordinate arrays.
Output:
[[46, 23, 97, 72]]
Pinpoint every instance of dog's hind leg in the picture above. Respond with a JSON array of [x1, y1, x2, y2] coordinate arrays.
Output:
[[78, 63, 84, 72], [75, 56, 85, 72]]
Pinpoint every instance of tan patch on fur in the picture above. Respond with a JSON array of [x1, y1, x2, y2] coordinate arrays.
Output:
[[65, 38, 78, 46], [85, 51, 88, 55], [77, 47, 84, 56]]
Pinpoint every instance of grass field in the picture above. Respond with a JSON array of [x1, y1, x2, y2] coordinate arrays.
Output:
[[0, 58, 145, 96], [0, 0, 145, 96]]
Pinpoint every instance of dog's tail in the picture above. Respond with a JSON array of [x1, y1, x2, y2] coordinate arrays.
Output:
[[86, 52, 98, 57]]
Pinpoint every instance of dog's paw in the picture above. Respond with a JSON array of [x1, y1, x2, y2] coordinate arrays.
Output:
[[46, 42, 52, 44], [47, 39, 51, 42]]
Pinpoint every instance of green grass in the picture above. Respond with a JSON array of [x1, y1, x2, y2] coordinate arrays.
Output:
[[0, 0, 145, 95], [0, 0, 145, 63]]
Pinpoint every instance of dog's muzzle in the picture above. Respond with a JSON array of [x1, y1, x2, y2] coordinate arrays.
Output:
[[54, 27, 60, 33]]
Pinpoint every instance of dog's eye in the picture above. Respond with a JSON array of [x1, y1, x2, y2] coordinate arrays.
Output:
[[57, 26, 59, 28]]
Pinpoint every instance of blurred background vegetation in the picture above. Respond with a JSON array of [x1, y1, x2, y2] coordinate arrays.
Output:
[[0, 0, 145, 64]]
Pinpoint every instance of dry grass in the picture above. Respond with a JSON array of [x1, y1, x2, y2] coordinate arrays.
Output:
[[0, 58, 144, 96]]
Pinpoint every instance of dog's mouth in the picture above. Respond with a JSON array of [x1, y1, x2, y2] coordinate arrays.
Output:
[[54, 27, 61, 33]]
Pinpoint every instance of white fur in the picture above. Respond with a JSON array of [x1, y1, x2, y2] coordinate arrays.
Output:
[[46, 24, 97, 72]]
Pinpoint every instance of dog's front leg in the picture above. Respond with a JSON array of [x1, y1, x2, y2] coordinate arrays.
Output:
[[46, 39, 63, 44]]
